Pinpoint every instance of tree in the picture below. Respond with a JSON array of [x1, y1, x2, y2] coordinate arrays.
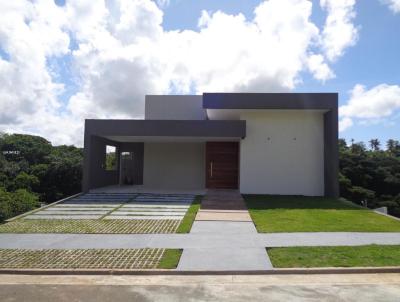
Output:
[[338, 139, 348, 152], [0, 134, 52, 165], [12, 172, 39, 191], [351, 142, 366, 154], [369, 139, 380, 151], [386, 139, 399, 155]]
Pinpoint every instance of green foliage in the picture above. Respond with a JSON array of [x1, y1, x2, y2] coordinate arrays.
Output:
[[12, 172, 39, 191], [0, 134, 82, 205], [340, 138, 400, 217], [268, 245, 400, 268], [105, 152, 116, 170], [1, 133, 52, 164], [0, 188, 39, 222], [348, 186, 375, 205], [157, 249, 183, 269]]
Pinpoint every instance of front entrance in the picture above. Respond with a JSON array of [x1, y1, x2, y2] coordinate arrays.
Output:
[[205, 142, 239, 189], [120, 151, 134, 185]]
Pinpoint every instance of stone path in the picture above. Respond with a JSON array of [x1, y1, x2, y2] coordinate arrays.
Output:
[[23, 193, 195, 221]]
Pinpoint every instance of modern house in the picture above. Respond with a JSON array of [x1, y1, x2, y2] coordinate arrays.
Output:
[[83, 93, 338, 197]]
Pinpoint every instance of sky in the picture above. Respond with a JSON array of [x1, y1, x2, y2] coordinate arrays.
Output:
[[0, 0, 399, 147]]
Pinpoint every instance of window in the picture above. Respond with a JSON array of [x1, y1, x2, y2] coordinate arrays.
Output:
[[121, 151, 133, 160], [105, 145, 117, 171]]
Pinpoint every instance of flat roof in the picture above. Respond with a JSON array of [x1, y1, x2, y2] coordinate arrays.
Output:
[[203, 93, 338, 110]]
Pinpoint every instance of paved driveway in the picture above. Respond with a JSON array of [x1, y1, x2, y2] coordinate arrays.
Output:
[[22, 193, 195, 221]]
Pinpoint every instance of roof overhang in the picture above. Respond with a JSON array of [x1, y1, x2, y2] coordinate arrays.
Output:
[[85, 119, 246, 141], [203, 93, 338, 110]]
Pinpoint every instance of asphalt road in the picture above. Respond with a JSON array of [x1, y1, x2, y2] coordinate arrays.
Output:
[[0, 273, 400, 302]]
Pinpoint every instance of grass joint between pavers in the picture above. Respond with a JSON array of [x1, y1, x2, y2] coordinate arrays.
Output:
[[176, 195, 202, 233]]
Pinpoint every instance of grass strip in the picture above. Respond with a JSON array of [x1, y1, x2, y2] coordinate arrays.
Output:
[[267, 245, 400, 268], [176, 195, 202, 233], [244, 195, 400, 232], [157, 249, 183, 269]]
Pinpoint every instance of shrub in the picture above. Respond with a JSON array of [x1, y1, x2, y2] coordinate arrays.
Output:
[[0, 188, 39, 222], [348, 186, 375, 206]]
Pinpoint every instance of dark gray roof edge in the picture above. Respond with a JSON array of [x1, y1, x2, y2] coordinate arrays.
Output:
[[85, 119, 246, 138], [203, 93, 338, 110]]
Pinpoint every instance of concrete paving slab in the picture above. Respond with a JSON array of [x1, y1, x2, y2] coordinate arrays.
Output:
[[24, 215, 103, 220], [109, 211, 185, 216], [195, 210, 252, 221], [54, 204, 117, 208], [190, 221, 258, 234], [124, 203, 190, 207], [177, 247, 272, 271], [47, 207, 115, 211], [103, 216, 183, 220], [34, 210, 110, 215], [117, 207, 187, 212]]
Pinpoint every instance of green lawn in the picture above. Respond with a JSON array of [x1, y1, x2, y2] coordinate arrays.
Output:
[[268, 245, 400, 267], [158, 249, 183, 269], [176, 195, 202, 233], [244, 195, 400, 232]]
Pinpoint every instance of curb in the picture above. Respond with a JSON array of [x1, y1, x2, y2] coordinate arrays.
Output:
[[1, 267, 399, 275]]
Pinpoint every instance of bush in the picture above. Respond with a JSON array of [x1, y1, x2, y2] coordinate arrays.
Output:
[[348, 186, 375, 206], [11, 172, 39, 191], [0, 187, 39, 222]]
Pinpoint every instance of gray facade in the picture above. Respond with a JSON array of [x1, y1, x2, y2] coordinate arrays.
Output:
[[83, 93, 339, 197]]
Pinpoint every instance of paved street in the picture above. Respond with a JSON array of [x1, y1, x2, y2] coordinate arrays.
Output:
[[0, 273, 399, 302]]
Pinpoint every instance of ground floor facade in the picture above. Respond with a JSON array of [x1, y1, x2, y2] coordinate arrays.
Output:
[[82, 93, 339, 197]]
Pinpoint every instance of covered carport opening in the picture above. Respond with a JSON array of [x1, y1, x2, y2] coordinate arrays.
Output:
[[83, 120, 246, 192]]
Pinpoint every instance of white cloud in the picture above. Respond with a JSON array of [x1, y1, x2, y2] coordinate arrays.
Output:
[[320, 0, 358, 61], [339, 117, 353, 132], [381, 0, 400, 13], [339, 83, 400, 131], [0, 0, 360, 145], [307, 54, 335, 81]]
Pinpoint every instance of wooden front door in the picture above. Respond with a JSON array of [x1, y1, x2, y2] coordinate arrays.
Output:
[[206, 142, 239, 189]]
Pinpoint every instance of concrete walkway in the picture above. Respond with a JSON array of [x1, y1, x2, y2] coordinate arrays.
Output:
[[177, 190, 271, 270], [177, 221, 273, 270], [1, 232, 399, 250]]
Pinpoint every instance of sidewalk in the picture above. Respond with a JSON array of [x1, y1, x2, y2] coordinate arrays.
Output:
[[1, 232, 399, 250]]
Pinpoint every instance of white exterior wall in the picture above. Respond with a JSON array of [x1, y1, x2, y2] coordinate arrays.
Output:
[[145, 95, 206, 120], [240, 111, 324, 196], [143, 142, 205, 189]]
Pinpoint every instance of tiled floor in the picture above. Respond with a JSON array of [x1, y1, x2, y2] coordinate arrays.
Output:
[[23, 193, 195, 221]]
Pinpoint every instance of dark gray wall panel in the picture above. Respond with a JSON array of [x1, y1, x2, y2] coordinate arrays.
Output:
[[85, 120, 246, 138], [203, 93, 337, 110], [323, 108, 339, 197]]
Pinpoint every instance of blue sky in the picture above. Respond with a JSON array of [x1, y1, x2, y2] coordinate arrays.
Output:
[[0, 0, 399, 146], [160, 0, 400, 145]]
